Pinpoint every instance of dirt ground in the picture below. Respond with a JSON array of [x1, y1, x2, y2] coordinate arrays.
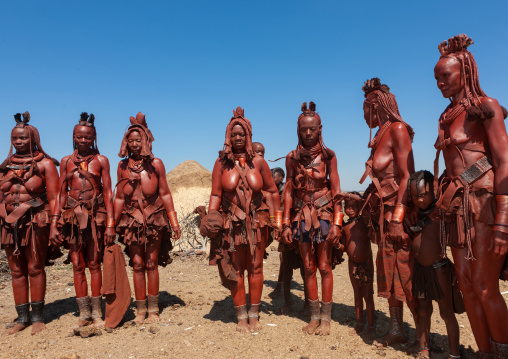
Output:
[[0, 245, 507, 359]]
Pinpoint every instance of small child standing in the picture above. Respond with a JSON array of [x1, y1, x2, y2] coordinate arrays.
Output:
[[341, 192, 376, 338], [407, 170, 464, 359]]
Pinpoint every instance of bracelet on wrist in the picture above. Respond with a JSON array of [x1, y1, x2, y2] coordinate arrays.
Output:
[[168, 210, 179, 229], [106, 218, 116, 228], [333, 212, 344, 227], [392, 203, 408, 223]]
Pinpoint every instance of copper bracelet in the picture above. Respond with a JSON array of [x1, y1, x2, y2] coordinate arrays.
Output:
[[391, 203, 409, 223], [495, 211, 508, 225], [333, 212, 344, 227], [274, 210, 283, 229], [168, 210, 179, 229], [493, 224, 508, 234], [496, 195, 508, 212], [106, 218, 116, 228], [51, 214, 60, 223]]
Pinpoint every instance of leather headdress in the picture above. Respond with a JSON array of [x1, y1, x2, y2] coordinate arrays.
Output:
[[118, 112, 154, 159], [362, 78, 415, 144], [219, 107, 254, 164], [437, 34, 489, 122]]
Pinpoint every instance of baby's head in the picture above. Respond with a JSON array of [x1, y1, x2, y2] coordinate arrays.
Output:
[[408, 170, 435, 210], [344, 191, 361, 219]]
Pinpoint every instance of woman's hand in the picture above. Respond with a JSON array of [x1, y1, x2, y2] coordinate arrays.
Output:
[[281, 226, 293, 245], [49, 222, 63, 247], [327, 224, 342, 246]]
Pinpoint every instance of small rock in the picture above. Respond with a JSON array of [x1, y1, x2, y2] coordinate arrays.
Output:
[[149, 326, 159, 334], [104, 327, 114, 333], [60, 354, 81, 359], [73, 326, 102, 338]]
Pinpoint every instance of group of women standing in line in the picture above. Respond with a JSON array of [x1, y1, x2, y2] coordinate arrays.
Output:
[[1, 111, 181, 334], [1, 33, 507, 358], [200, 33, 508, 359]]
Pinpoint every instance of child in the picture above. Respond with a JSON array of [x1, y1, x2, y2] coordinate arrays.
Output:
[[341, 192, 376, 338], [407, 170, 463, 359], [268, 167, 308, 315]]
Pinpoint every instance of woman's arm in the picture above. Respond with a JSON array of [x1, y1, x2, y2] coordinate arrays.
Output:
[[208, 159, 223, 212], [154, 158, 181, 240]]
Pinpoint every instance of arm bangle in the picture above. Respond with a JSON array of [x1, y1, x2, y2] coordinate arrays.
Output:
[[168, 210, 179, 229], [106, 218, 116, 228], [391, 203, 408, 223], [274, 210, 283, 229], [333, 212, 344, 227]]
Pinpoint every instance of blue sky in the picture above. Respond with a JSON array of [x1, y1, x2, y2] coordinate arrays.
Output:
[[1, 1, 507, 190]]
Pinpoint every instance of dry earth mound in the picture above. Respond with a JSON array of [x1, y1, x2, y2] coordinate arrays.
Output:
[[166, 160, 212, 251]]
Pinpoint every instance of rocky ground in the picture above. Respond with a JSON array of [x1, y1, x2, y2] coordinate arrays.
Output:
[[1, 244, 507, 359]]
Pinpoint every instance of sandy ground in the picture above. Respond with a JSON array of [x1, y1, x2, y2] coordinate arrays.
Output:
[[0, 244, 507, 359]]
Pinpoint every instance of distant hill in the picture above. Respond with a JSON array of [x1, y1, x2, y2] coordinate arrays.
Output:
[[166, 160, 212, 193]]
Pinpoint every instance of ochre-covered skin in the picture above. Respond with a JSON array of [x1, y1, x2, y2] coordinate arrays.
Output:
[[342, 196, 375, 338], [0, 113, 60, 335], [282, 102, 342, 336], [50, 113, 115, 329], [359, 79, 418, 349], [113, 112, 181, 325], [407, 172, 461, 358], [434, 34, 508, 354], [208, 108, 280, 333]]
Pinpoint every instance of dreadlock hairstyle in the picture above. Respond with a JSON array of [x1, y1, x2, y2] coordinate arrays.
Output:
[[118, 112, 155, 159], [293, 101, 334, 163], [362, 78, 415, 146], [437, 34, 494, 123], [73, 112, 99, 153], [408, 170, 434, 196], [0, 111, 59, 170], [218, 107, 254, 165]]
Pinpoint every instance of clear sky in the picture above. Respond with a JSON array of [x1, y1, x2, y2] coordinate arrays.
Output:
[[1, 1, 507, 190]]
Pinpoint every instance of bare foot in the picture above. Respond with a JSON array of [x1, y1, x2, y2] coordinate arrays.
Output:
[[373, 332, 407, 348], [349, 322, 364, 336], [4, 323, 28, 335], [405, 341, 420, 355], [31, 322, 46, 335], [302, 319, 320, 335], [280, 303, 292, 315], [145, 312, 160, 324], [365, 326, 376, 339], [415, 348, 430, 358], [248, 317, 262, 332], [133, 312, 146, 325], [69, 318, 92, 332], [315, 321, 331, 336], [236, 318, 249, 333], [93, 318, 105, 329]]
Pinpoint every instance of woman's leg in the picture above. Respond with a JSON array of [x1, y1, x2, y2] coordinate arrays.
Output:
[[230, 245, 249, 332], [144, 232, 162, 323], [300, 241, 320, 334], [451, 246, 491, 353], [129, 242, 147, 324], [247, 228, 267, 331], [4, 246, 29, 335], [27, 228, 49, 335], [315, 240, 333, 335], [471, 223, 508, 346]]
